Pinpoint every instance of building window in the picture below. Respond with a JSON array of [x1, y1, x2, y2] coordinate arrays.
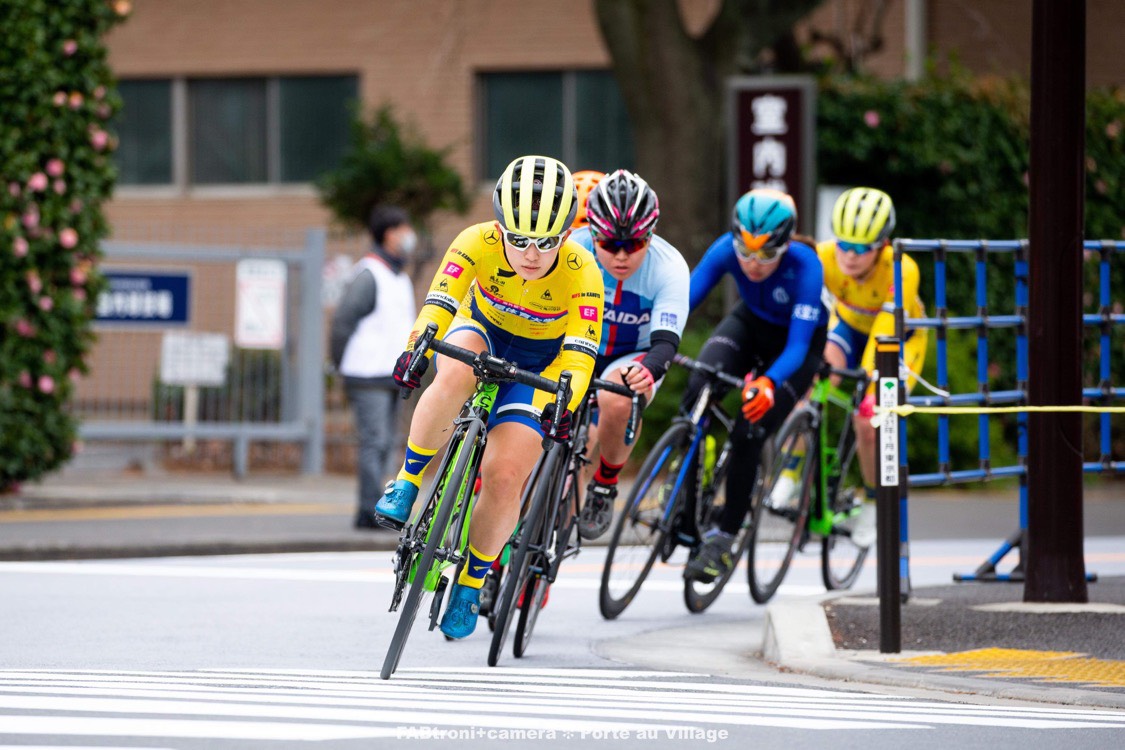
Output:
[[116, 79, 173, 185], [480, 70, 634, 181], [115, 75, 357, 188]]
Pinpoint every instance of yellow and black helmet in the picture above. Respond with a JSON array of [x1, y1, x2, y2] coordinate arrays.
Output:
[[831, 187, 896, 246], [493, 155, 578, 238]]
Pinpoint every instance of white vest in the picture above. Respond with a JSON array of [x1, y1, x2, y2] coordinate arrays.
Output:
[[339, 255, 416, 379]]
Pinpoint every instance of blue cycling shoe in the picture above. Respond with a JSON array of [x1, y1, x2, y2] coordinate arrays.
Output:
[[439, 583, 481, 640], [373, 479, 419, 530]]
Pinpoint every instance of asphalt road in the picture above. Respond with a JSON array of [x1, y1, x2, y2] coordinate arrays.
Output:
[[2, 540, 1125, 749]]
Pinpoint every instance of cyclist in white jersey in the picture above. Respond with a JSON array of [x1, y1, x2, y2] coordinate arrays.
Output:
[[568, 169, 690, 540]]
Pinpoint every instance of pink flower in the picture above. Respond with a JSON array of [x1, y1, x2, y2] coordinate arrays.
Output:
[[69, 198, 84, 213], [27, 172, 48, 192], [38, 296, 54, 312], [62, 39, 78, 56], [1107, 120, 1122, 139], [73, 288, 87, 302], [53, 91, 66, 107], [68, 91, 84, 109], [59, 228, 78, 248], [89, 129, 108, 151], [8, 181, 20, 197], [13, 237, 28, 257], [69, 368, 82, 383], [70, 267, 87, 285], [38, 375, 55, 394], [114, 0, 132, 16], [46, 159, 64, 177], [864, 110, 881, 128], [27, 271, 42, 294], [1096, 179, 1108, 195], [53, 179, 66, 195], [94, 85, 106, 100], [43, 350, 57, 365], [96, 103, 111, 119], [15, 319, 34, 337], [18, 371, 31, 389], [22, 206, 39, 229]]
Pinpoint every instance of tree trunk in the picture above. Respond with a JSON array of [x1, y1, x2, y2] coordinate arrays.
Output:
[[594, 0, 828, 263], [594, 0, 723, 262]]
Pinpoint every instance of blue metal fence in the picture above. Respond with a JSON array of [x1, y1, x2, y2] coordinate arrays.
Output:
[[891, 238, 1125, 584]]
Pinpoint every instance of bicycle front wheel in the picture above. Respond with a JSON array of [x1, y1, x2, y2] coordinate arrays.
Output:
[[514, 449, 568, 658], [747, 408, 814, 604], [381, 421, 481, 680], [599, 421, 692, 620], [488, 444, 558, 667], [821, 431, 869, 590]]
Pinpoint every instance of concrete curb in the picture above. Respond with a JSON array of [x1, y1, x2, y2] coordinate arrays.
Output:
[[762, 596, 1125, 710]]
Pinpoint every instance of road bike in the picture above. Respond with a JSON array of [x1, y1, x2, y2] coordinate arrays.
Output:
[[487, 376, 641, 666], [747, 363, 871, 604], [380, 322, 571, 679], [598, 353, 748, 619]]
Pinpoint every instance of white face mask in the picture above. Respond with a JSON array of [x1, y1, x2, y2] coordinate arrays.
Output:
[[398, 229, 418, 256]]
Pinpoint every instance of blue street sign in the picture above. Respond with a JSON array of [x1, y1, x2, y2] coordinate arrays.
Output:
[[95, 271, 191, 325]]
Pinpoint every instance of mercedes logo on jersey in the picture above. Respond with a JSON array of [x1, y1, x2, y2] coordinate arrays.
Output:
[[484, 229, 500, 245], [566, 253, 582, 270]]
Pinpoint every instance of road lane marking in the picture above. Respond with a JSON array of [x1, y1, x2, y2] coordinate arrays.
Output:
[[0, 503, 346, 523]]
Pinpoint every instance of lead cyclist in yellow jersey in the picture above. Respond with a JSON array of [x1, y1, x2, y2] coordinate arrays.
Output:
[[374, 155, 603, 640], [814, 187, 927, 547]]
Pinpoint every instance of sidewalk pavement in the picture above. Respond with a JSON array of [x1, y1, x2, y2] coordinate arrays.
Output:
[[3, 468, 1124, 710], [763, 578, 1125, 710]]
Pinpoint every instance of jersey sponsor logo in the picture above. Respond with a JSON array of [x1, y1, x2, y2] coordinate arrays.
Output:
[[563, 336, 598, 357], [489, 285, 500, 294], [585, 325, 598, 340], [793, 303, 821, 322], [443, 262, 464, 278], [604, 309, 651, 326], [541, 289, 552, 300], [437, 278, 449, 292], [566, 253, 583, 270], [483, 229, 500, 245], [571, 291, 601, 299], [453, 249, 476, 265], [772, 287, 789, 305], [579, 305, 599, 321], [659, 312, 678, 328], [424, 291, 460, 313]]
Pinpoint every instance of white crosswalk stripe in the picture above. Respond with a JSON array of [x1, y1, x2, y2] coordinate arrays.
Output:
[[0, 668, 1123, 742]]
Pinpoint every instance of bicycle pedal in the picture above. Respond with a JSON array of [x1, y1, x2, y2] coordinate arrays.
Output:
[[375, 515, 407, 532]]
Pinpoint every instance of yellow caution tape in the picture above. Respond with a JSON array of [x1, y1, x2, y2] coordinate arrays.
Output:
[[870, 403, 1125, 428]]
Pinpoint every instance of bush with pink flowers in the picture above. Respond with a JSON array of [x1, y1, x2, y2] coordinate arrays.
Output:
[[0, 0, 127, 489]]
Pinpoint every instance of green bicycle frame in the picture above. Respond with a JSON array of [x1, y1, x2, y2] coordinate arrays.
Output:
[[411, 381, 498, 591], [807, 377, 862, 537]]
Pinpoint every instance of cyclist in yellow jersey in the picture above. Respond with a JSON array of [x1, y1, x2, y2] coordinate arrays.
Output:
[[810, 187, 928, 547], [373, 155, 603, 640]]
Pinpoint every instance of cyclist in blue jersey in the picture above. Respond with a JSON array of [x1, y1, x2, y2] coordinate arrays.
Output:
[[683, 188, 828, 583], [569, 169, 691, 540]]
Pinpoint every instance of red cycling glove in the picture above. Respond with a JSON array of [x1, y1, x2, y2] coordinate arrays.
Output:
[[741, 375, 776, 423]]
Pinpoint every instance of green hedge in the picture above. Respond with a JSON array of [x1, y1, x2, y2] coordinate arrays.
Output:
[[0, 0, 127, 489]]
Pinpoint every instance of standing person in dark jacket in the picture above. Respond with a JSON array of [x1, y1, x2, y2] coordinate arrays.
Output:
[[331, 205, 418, 529]]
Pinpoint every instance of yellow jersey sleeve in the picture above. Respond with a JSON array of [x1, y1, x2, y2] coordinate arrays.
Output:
[[859, 252, 927, 381], [407, 225, 485, 352], [535, 242, 603, 413]]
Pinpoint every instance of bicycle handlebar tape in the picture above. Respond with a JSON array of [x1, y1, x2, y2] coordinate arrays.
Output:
[[875, 336, 902, 653]]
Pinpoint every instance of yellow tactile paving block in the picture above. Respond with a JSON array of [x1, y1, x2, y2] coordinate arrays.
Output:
[[896, 648, 1125, 689]]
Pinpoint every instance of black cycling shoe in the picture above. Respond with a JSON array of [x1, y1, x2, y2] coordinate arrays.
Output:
[[578, 480, 617, 540], [684, 533, 735, 584]]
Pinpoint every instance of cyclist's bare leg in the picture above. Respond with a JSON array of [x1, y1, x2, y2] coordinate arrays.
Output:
[[469, 421, 543, 557], [595, 367, 653, 467], [823, 340, 848, 388], [405, 328, 487, 450]]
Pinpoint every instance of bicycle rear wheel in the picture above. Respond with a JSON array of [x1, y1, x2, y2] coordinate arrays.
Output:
[[488, 444, 558, 667], [821, 430, 869, 590], [381, 422, 481, 679], [599, 421, 692, 620], [683, 438, 747, 613], [747, 408, 814, 604]]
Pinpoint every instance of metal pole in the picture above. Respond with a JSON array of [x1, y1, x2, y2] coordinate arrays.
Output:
[[1026, 0, 1088, 602], [875, 337, 901, 653], [299, 228, 326, 475]]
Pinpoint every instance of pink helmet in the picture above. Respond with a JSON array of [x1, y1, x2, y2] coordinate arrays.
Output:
[[586, 169, 660, 242]]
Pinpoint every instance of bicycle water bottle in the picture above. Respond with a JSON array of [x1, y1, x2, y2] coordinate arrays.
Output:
[[702, 434, 716, 488]]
